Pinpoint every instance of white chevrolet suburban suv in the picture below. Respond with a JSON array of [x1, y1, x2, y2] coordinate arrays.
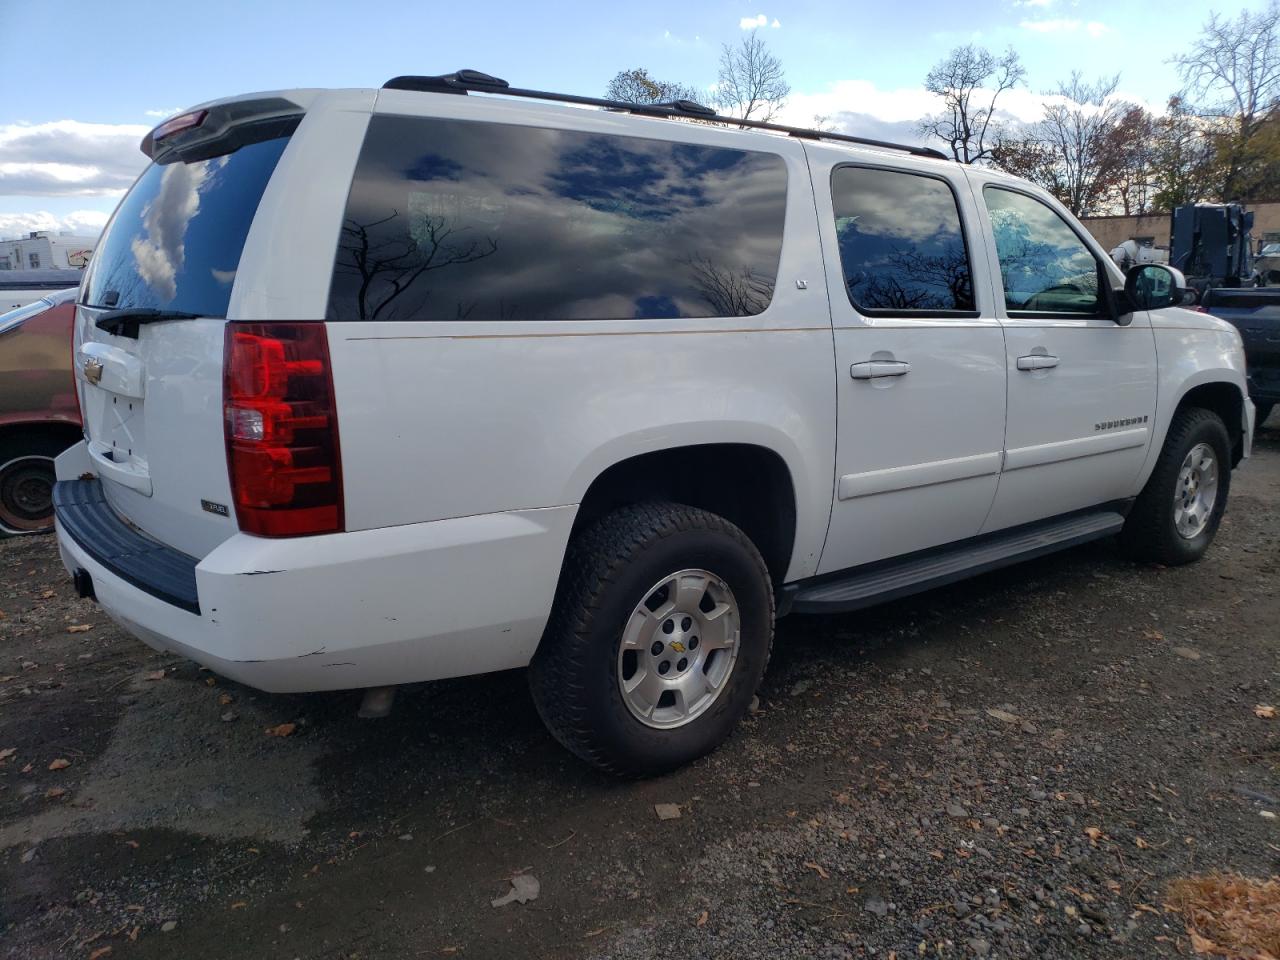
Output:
[[54, 71, 1253, 775]]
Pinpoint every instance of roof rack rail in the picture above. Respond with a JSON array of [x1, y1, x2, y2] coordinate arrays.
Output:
[[381, 71, 950, 161]]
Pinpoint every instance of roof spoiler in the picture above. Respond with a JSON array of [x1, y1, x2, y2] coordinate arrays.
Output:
[[142, 96, 305, 163]]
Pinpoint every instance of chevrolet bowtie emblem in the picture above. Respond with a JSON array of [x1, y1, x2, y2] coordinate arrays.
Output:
[[83, 357, 104, 385], [670, 641, 686, 654]]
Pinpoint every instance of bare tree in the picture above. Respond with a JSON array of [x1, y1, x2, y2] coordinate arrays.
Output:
[[1034, 73, 1128, 216], [1173, 2, 1279, 199], [606, 68, 703, 105], [714, 31, 790, 123], [919, 45, 1025, 163]]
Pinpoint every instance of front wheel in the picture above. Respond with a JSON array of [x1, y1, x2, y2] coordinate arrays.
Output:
[[529, 502, 774, 776], [1120, 407, 1231, 565]]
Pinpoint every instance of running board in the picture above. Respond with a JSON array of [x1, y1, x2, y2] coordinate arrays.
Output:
[[787, 510, 1125, 615]]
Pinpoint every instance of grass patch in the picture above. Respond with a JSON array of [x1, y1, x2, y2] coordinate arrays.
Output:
[[1167, 873, 1280, 958]]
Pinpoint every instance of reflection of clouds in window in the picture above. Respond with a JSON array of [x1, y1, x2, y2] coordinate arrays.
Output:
[[832, 167, 974, 312], [329, 117, 787, 322], [211, 268, 236, 285], [127, 156, 225, 304]]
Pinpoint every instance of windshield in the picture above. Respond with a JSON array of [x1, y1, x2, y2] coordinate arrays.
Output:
[[82, 133, 290, 317]]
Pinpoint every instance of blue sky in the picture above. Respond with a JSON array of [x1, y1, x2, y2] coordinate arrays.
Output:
[[0, 0, 1266, 239]]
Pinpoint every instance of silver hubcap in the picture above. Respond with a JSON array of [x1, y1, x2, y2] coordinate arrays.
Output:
[[617, 569, 741, 730], [1174, 442, 1219, 540]]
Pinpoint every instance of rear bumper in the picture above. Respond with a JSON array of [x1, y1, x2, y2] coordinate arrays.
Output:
[[54, 476, 576, 693]]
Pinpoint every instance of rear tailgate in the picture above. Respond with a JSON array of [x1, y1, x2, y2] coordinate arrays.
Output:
[[73, 99, 302, 558]]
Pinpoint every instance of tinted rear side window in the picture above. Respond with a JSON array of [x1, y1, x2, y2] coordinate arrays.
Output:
[[831, 166, 976, 314], [326, 116, 788, 322], [83, 133, 291, 317]]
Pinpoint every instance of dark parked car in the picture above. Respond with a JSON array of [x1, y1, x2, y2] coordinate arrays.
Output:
[[1200, 286, 1280, 427], [0, 288, 81, 534]]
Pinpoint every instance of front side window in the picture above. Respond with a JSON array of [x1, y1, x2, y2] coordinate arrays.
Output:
[[326, 116, 789, 322], [82, 132, 291, 317], [28, 253, 39, 269], [831, 166, 976, 314], [983, 187, 1102, 316]]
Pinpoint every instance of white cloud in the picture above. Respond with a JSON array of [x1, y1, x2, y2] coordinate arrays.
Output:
[[771, 18, 780, 28], [1085, 21, 1110, 37], [739, 13, 778, 29], [0, 120, 148, 197], [144, 107, 184, 119], [1014, 0, 1054, 6], [0, 209, 108, 240]]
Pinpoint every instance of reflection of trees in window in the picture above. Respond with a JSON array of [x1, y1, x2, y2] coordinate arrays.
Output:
[[843, 244, 973, 312], [684, 254, 775, 316], [988, 207, 1097, 309], [334, 210, 497, 321]]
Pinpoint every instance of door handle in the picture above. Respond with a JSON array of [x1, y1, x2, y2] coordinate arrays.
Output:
[[1016, 354, 1059, 371], [850, 360, 911, 380]]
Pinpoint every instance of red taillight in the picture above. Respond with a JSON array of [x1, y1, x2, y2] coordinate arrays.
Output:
[[151, 109, 208, 142], [223, 323, 343, 537]]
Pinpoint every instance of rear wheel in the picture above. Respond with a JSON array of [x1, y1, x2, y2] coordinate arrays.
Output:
[[1119, 407, 1231, 565], [0, 436, 69, 536], [529, 502, 774, 776]]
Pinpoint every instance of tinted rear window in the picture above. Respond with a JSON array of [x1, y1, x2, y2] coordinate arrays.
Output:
[[831, 166, 976, 314], [82, 133, 290, 317], [326, 115, 788, 322]]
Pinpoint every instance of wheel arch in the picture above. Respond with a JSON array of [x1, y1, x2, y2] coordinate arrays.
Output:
[[1171, 378, 1247, 467], [569, 442, 801, 585], [0, 417, 83, 454]]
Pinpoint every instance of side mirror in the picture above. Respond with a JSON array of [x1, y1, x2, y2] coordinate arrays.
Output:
[[1124, 263, 1191, 311]]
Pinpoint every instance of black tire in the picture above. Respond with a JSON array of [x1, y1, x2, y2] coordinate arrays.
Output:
[[1256, 402, 1274, 428], [0, 434, 69, 537], [1119, 407, 1232, 565], [529, 502, 774, 777]]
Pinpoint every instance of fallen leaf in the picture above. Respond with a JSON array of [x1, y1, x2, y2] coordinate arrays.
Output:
[[67, 624, 92, 634], [654, 803, 681, 821], [45, 787, 67, 799], [1255, 705, 1276, 719], [218, 693, 234, 706], [491, 873, 540, 907], [124, 840, 139, 849], [1189, 930, 1220, 954], [205, 677, 217, 687], [39, 589, 54, 599], [0, 747, 16, 761], [230, 901, 248, 910], [985, 708, 1019, 724], [696, 910, 709, 927], [88, 948, 112, 960], [1084, 826, 1104, 845], [48, 758, 71, 771], [265, 723, 297, 738], [1135, 837, 1149, 849], [803, 861, 830, 879], [143, 670, 166, 681]]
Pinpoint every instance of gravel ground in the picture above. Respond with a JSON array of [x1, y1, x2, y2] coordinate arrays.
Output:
[[2, 416, 1278, 960]]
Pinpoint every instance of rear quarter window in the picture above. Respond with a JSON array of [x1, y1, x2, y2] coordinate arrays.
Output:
[[83, 133, 291, 317], [326, 116, 789, 322]]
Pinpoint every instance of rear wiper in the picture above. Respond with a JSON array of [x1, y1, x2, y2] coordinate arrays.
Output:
[[94, 308, 202, 339]]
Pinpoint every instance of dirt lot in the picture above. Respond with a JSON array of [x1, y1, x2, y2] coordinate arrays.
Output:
[[3, 419, 1279, 960]]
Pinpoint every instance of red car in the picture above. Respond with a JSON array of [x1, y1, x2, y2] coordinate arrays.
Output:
[[0, 288, 81, 535]]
